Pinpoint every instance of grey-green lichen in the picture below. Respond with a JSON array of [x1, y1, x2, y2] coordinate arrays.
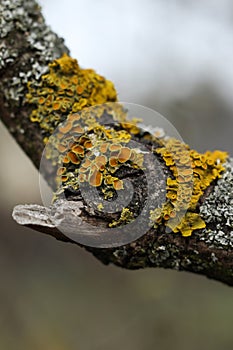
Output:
[[104, 232, 232, 284], [199, 158, 233, 249], [109, 235, 208, 273], [0, 0, 68, 105]]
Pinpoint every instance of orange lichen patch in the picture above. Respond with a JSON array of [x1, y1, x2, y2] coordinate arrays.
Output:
[[100, 142, 109, 153], [179, 157, 191, 165], [72, 144, 84, 156], [163, 213, 170, 220], [50, 116, 147, 200], [71, 76, 78, 84], [76, 86, 84, 94], [57, 167, 66, 176], [40, 100, 149, 201], [56, 132, 64, 140], [113, 179, 124, 190], [67, 151, 80, 164], [89, 163, 99, 174], [89, 170, 103, 187], [46, 95, 53, 105], [59, 121, 73, 134], [84, 140, 93, 149], [53, 102, 61, 110], [56, 143, 68, 153], [68, 113, 81, 122], [177, 175, 187, 183], [61, 155, 70, 164], [59, 81, 68, 89], [68, 139, 76, 149], [169, 210, 176, 218], [82, 158, 92, 168], [61, 175, 68, 182], [78, 136, 90, 146], [71, 125, 84, 134], [109, 157, 118, 167], [180, 168, 193, 176], [109, 143, 121, 152], [79, 166, 88, 173], [151, 137, 228, 237], [95, 155, 107, 170], [38, 97, 45, 104], [118, 147, 131, 163]]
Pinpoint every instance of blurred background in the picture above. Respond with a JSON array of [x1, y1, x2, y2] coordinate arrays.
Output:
[[1, 0, 233, 349]]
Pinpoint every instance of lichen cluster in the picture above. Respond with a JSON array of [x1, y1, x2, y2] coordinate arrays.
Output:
[[199, 158, 233, 249], [45, 104, 145, 204], [25, 52, 229, 238], [49, 101, 228, 236], [150, 139, 228, 236], [25, 53, 148, 228], [26, 54, 117, 138]]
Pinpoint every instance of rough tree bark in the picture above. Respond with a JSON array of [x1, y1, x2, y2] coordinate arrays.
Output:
[[1, 0, 233, 286]]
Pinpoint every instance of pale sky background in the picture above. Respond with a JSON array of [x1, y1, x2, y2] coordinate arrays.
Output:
[[39, 0, 233, 106]]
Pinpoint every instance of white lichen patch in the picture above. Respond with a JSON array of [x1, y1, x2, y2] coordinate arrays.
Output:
[[0, 0, 68, 103], [199, 158, 233, 249]]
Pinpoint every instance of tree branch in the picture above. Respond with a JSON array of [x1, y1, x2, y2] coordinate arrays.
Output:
[[12, 198, 233, 286], [1, 0, 233, 286]]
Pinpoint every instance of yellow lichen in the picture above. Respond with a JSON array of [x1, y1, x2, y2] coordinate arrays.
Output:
[[109, 208, 134, 228], [150, 138, 228, 236], [43, 103, 146, 201], [97, 203, 104, 211], [168, 212, 206, 237], [27, 54, 229, 238], [26, 53, 117, 136]]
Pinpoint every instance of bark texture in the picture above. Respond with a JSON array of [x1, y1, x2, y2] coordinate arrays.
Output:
[[0, 0, 69, 168], [1, 0, 233, 286]]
